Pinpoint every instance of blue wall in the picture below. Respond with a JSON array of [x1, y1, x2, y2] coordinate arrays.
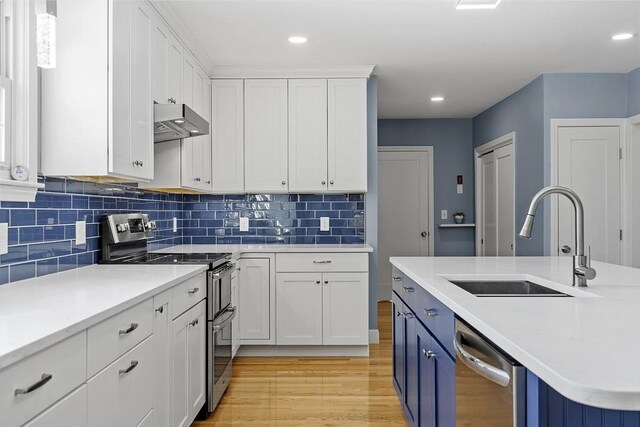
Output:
[[473, 76, 545, 256], [378, 119, 475, 256], [628, 67, 640, 117]]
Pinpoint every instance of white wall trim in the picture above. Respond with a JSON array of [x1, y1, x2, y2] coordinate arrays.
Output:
[[213, 65, 376, 79], [377, 146, 435, 257], [237, 345, 369, 357], [474, 132, 516, 256], [549, 118, 627, 259], [368, 329, 380, 344], [625, 114, 640, 267]]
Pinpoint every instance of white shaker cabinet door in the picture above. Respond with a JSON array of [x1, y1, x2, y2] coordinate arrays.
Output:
[[276, 273, 323, 345], [151, 16, 182, 105], [244, 79, 289, 193], [212, 80, 245, 193], [288, 79, 328, 193], [238, 258, 271, 341], [327, 78, 368, 192], [322, 272, 369, 345]]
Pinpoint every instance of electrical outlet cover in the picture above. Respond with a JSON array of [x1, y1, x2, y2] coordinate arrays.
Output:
[[75, 220, 87, 246], [320, 217, 330, 231], [0, 223, 8, 255], [441, 210, 448, 220], [173, 217, 178, 233], [239, 217, 249, 232]]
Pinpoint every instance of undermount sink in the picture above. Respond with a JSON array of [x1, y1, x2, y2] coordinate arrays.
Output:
[[449, 280, 571, 297]]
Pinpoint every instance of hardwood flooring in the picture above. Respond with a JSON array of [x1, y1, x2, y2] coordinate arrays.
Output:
[[193, 301, 407, 426]]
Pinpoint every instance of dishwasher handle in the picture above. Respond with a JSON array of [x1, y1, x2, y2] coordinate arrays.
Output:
[[454, 331, 511, 387]]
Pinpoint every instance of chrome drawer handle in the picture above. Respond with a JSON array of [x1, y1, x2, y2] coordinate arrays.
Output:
[[119, 323, 138, 335], [403, 312, 414, 319], [403, 286, 414, 293], [424, 308, 438, 317], [423, 349, 436, 359], [188, 287, 200, 295], [155, 306, 164, 314], [392, 276, 402, 282], [119, 360, 139, 375], [15, 373, 53, 396], [313, 260, 332, 264], [189, 318, 199, 327]]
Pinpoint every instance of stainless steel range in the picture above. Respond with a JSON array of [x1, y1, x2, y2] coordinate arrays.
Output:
[[100, 213, 236, 416]]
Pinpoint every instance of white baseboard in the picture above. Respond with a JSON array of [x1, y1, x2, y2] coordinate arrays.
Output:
[[369, 329, 380, 344], [237, 345, 369, 357]]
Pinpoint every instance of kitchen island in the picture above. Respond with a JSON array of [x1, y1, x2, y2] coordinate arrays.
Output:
[[389, 256, 640, 426]]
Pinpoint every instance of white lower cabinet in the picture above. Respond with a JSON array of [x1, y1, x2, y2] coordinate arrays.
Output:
[[171, 300, 206, 427], [238, 257, 273, 342], [23, 385, 87, 427], [322, 273, 369, 345], [276, 273, 323, 345], [87, 337, 154, 427]]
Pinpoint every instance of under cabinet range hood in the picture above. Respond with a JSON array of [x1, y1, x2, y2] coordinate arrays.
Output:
[[153, 103, 209, 143]]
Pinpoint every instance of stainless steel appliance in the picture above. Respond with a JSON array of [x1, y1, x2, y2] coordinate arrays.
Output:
[[154, 103, 210, 143], [454, 319, 525, 427], [100, 213, 235, 416]]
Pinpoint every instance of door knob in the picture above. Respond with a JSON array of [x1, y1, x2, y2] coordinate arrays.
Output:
[[561, 245, 571, 254], [421, 231, 427, 238]]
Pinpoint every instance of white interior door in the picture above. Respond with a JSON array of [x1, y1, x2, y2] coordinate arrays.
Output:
[[556, 126, 621, 263], [377, 149, 432, 301], [478, 144, 515, 256]]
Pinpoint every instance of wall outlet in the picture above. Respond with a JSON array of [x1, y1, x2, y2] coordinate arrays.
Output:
[[320, 217, 330, 231], [441, 210, 448, 220], [457, 184, 463, 194], [0, 223, 7, 255], [173, 217, 178, 233], [239, 217, 249, 232], [75, 220, 86, 246]]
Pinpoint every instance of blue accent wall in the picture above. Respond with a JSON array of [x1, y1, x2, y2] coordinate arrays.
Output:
[[628, 67, 640, 117], [378, 119, 475, 256]]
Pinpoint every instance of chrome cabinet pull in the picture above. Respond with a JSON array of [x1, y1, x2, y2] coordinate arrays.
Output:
[[188, 287, 200, 294], [403, 286, 414, 293], [561, 245, 571, 254], [189, 318, 199, 327], [322, 181, 326, 185], [422, 349, 436, 359], [15, 373, 53, 396], [119, 323, 138, 335], [403, 312, 414, 319], [396, 311, 405, 318], [424, 308, 438, 317], [119, 360, 139, 375], [324, 280, 329, 284], [168, 97, 176, 104], [313, 260, 332, 264], [316, 280, 321, 284], [392, 276, 402, 282], [421, 231, 428, 238], [329, 180, 334, 185], [281, 181, 286, 185], [155, 306, 164, 314]]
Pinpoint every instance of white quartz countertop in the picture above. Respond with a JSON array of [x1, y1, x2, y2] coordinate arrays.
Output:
[[389, 256, 640, 411], [0, 264, 207, 370], [153, 243, 373, 254]]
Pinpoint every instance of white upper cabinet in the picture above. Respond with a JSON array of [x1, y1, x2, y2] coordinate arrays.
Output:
[[328, 79, 368, 192], [151, 17, 182, 105], [244, 79, 289, 193], [288, 79, 329, 193], [212, 80, 245, 193], [41, 0, 154, 181]]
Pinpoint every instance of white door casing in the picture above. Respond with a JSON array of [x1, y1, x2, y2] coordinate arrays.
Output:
[[627, 114, 640, 268], [377, 147, 433, 301], [551, 120, 623, 264]]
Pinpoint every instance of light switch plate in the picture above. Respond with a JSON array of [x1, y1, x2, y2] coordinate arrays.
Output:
[[239, 217, 249, 232], [75, 220, 86, 246], [0, 223, 8, 255], [441, 210, 448, 220], [457, 184, 463, 194], [320, 217, 330, 231], [173, 217, 178, 233]]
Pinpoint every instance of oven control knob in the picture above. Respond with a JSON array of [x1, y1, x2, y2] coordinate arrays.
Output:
[[116, 223, 127, 233], [149, 221, 157, 230]]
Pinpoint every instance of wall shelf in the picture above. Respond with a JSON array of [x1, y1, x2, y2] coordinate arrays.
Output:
[[439, 223, 476, 228]]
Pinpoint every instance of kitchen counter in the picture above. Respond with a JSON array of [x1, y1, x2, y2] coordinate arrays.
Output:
[[0, 264, 207, 370], [390, 256, 640, 411], [153, 243, 374, 254]]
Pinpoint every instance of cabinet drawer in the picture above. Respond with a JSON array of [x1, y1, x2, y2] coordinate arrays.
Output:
[[23, 385, 87, 427], [172, 274, 206, 319], [87, 299, 153, 377], [391, 267, 417, 308], [87, 336, 154, 427], [0, 332, 87, 427], [276, 253, 368, 273], [414, 283, 455, 358]]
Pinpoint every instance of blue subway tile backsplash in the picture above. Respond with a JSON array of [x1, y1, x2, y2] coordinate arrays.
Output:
[[0, 177, 366, 285]]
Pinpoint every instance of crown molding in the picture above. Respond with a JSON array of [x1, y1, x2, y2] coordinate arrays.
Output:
[[212, 65, 376, 79]]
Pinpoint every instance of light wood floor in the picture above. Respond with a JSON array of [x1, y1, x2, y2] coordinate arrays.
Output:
[[193, 301, 407, 426]]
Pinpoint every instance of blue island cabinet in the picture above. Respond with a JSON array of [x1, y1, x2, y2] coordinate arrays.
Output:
[[391, 269, 455, 427]]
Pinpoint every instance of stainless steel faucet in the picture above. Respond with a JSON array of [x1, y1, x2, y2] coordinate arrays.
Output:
[[518, 186, 596, 287]]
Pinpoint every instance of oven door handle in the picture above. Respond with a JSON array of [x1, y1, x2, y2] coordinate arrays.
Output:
[[210, 263, 235, 279], [212, 306, 237, 332], [453, 331, 510, 387]]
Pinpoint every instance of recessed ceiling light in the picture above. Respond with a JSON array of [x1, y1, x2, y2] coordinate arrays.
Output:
[[611, 33, 635, 41], [430, 96, 445, 102], [456, 0, 502, 10], [288, 36, 308, 44]]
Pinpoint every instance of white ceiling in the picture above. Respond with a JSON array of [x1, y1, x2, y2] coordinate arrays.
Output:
[[165, 0, 640, 119]]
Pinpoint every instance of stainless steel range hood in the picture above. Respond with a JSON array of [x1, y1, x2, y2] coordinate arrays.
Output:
[[154, 103, 210, 143]]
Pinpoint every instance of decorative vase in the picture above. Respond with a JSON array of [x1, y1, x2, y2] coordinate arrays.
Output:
[[454, 213, 465, 224]]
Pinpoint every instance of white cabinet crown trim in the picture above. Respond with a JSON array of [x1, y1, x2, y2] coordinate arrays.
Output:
[[213, 65, 376, 79]]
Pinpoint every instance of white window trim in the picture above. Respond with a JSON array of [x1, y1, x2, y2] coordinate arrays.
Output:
[[0, 0, 43, 202]]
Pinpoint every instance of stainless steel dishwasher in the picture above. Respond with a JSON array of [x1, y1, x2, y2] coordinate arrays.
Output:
[[454, 319, 525, 427]]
